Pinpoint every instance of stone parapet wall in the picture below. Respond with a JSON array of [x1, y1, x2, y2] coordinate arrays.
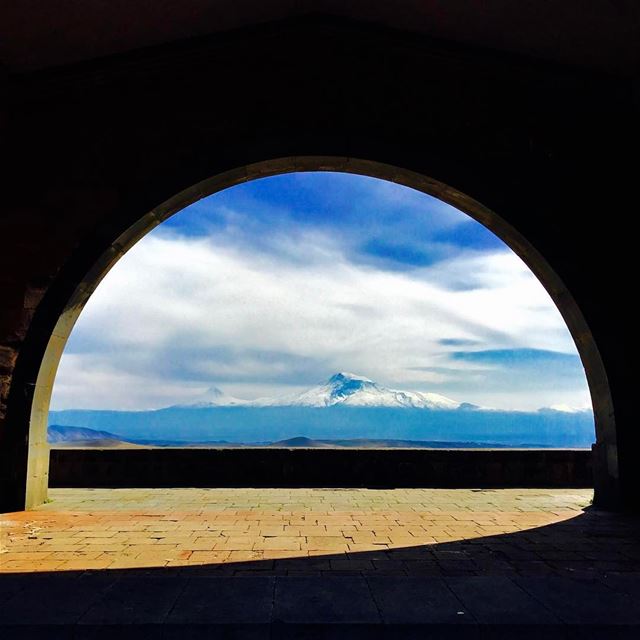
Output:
[[49, 448, 593, 489]]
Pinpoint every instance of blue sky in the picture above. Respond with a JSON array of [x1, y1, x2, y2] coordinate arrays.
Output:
[[51, 172, 592, 412], [164, 173, 505, 268]]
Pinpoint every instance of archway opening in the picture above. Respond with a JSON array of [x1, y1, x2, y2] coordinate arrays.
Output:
[[23, 158, 615, 508], [49, 171, 594, 450]]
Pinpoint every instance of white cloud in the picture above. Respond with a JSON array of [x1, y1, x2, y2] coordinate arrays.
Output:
[[51, 231, 587, 411]]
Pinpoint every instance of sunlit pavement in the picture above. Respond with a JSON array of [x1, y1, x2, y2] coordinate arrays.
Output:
[[2, 488, 640, 637], [0, 488, 602, 573]]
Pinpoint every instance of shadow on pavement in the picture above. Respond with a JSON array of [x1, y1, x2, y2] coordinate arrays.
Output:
[[1, 508, 640, 637]]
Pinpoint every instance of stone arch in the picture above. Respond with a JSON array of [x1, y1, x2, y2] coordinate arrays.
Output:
[[12, 156, 616, 509]]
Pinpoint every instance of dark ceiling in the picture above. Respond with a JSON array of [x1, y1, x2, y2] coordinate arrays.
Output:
[[2, 0, 639, 75]]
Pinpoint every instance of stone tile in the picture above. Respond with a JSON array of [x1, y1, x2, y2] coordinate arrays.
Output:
[[166, 576, 275, 624], [273, 576, 380, 623], [599, 574, 640, 601], [253, 537, 301, 551], [446, 576, 560, 624], [303, 536, 350, 551], [0, 574, 30, 603], [516, 576, 640, 625], [78, 576, 186, 624], [216, 537, 257, 551], [0, 573, 119, 625], [366, 576, 474, 625]]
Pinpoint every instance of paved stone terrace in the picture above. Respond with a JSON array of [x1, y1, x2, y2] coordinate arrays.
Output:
[[2, 488, 640, 638], [1, 487, 637, 575]]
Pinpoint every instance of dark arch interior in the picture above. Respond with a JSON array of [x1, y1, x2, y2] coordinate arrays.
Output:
[[1, 15, 634, 512]]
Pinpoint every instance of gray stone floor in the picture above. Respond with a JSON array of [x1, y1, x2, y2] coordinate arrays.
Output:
[[2, 488, 640, 638], [2, 572, 640, 638]]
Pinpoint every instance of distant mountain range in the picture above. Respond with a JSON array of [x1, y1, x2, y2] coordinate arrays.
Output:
[[179, 372, 584, 413], [187, 372, 467, 410], [47, 425, 143, 448], [49, 372, 594, 448], [48, 427, 540, 449]]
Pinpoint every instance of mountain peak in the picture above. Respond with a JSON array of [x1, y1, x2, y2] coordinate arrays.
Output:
[[328, 372, 373, 384], [327, 372, 377, 402], [178, 386, 246, 408], [258, 372, 460, 409]]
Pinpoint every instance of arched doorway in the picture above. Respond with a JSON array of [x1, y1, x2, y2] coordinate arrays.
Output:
[[14, 157, 616, 509]]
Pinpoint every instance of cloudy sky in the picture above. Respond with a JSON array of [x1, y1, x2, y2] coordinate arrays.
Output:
[[50, 172, 592, 412]]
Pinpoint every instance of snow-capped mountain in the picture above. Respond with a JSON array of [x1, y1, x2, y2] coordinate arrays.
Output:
[[178, 386, 247, 408], [191, 372, 464, 410], [48, 371, 596, 447]]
